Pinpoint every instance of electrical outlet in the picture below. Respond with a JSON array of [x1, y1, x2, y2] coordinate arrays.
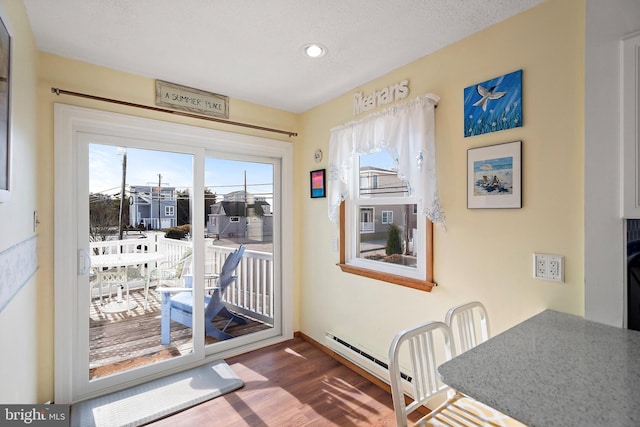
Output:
[[536, 256, 546, 277], [533, 253, 564, 282]]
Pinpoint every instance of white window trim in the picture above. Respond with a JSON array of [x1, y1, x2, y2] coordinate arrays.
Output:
[[381, 210, 393, 224]]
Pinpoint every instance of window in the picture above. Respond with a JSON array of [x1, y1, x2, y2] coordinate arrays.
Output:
[[381, 210, 393, 224], [327, 93, 440, 292], [360, 207, 374, 233], [164, 205, 174, 216], [338, 150, 434, 292]]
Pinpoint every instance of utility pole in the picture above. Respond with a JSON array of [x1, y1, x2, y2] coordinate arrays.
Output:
[[118, 148, 127, 240], [244, 170, 248, 238], [157, 173, 162, 230]]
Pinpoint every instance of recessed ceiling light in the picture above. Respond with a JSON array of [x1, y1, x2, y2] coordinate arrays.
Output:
[[302, 43, 327, 58]]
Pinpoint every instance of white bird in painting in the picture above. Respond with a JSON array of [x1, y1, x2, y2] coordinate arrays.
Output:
[[473, 85, 507, 111]]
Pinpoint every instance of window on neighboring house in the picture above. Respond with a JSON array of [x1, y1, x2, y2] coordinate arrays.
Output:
[[381, 210, 393, 224], [360, 207, 374, 233], [327, 93, 440, 292], [165, 205, 174, 216]]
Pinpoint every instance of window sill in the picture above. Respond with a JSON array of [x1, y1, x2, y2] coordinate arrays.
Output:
[[337, 263, 435, 292]]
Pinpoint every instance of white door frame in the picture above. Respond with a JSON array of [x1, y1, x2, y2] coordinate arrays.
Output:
[[54, 103, 294, 403]]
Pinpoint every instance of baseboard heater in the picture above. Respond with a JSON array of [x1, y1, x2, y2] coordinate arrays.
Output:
[[324, 332, 412, 385]]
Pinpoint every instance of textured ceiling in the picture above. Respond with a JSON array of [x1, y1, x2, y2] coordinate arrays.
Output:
[[23, 0, 543, 113]]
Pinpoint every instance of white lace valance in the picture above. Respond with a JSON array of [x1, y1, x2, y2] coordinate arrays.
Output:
[[327, 93, 445, 229]]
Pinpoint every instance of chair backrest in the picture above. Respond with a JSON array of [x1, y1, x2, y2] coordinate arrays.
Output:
[[204, 245, 244, 318], [388, 321, 454, 427], [176, 251, 193, 279], [445, 301, 490, 355], [95, 267, 128, 284], [218, 245, 245, 281]]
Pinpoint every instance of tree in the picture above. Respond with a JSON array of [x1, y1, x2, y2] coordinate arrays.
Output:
[[89, 193, 122, 244], [175, 189, 218, 226], [176, 189, 190, 226], [386, 223, 403, 255]]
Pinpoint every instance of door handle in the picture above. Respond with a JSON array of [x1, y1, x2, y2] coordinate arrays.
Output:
[[78, 249, 91, 275]]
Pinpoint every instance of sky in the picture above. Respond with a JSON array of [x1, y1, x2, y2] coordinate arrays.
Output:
[[360, 149, 395, 169], [89, 144, 274, 200], [88, 144, 393, 202], [473, 156, 513, 173]]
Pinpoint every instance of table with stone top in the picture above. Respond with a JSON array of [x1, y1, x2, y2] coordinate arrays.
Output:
[[438, 309, 640, 427]]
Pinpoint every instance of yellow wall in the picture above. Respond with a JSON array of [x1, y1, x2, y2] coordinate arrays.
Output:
[[31, 53, 298, 402], [0, 0, 585, 403], [298, 0, 584, 359]]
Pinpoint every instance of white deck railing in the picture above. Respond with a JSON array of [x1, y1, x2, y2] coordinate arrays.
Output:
[[210, 245, 274, 324], [90, 234, 274, 324]]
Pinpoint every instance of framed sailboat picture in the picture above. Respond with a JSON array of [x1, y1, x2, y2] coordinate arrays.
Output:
[[467, 141, 522, 209]]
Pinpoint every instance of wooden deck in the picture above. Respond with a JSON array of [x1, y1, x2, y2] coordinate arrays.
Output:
[[89, 289, 272, 379]]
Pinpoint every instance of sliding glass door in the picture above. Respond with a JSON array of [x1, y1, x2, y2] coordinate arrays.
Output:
[[54, 105, 292, 403]]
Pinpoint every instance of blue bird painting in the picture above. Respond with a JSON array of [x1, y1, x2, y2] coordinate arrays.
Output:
[[464, 70, 522, 137]]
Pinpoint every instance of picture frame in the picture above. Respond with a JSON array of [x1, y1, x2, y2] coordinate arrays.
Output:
[[467, 141, 522, 209], [464, 69, 522, 138], [0, 16, 10, 202], [310, 169, 326, 198]]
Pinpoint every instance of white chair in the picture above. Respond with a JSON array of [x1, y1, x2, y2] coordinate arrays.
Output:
[[445, 301, 490, 354], [388, 321, 525, 427], [145, 251, 192, 309]]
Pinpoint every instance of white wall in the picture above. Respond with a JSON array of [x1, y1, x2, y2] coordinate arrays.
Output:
[[584, 0, 640, 326], [0, 0, 40, 403]]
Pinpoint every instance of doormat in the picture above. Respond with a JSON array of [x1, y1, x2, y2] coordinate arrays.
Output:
[[71, 359, 243, 427]]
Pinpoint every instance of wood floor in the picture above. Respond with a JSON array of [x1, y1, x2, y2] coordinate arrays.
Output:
[[146, 336, 421, 427]]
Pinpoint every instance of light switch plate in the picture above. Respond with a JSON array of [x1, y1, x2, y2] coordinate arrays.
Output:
[[533, 253, 564, 282]]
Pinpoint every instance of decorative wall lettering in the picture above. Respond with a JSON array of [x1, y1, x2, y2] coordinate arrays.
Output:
[[353, 80, 410, 116]]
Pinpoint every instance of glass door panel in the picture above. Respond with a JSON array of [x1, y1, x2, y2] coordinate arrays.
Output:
[[203, 157, 276, 348], [87, 143, 194, 380]]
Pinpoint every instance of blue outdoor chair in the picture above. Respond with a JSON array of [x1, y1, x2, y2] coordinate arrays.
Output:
[[160, 245, 247, 344]]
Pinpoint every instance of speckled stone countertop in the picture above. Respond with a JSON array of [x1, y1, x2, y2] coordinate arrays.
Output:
[[438, 309, 640, 427]]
